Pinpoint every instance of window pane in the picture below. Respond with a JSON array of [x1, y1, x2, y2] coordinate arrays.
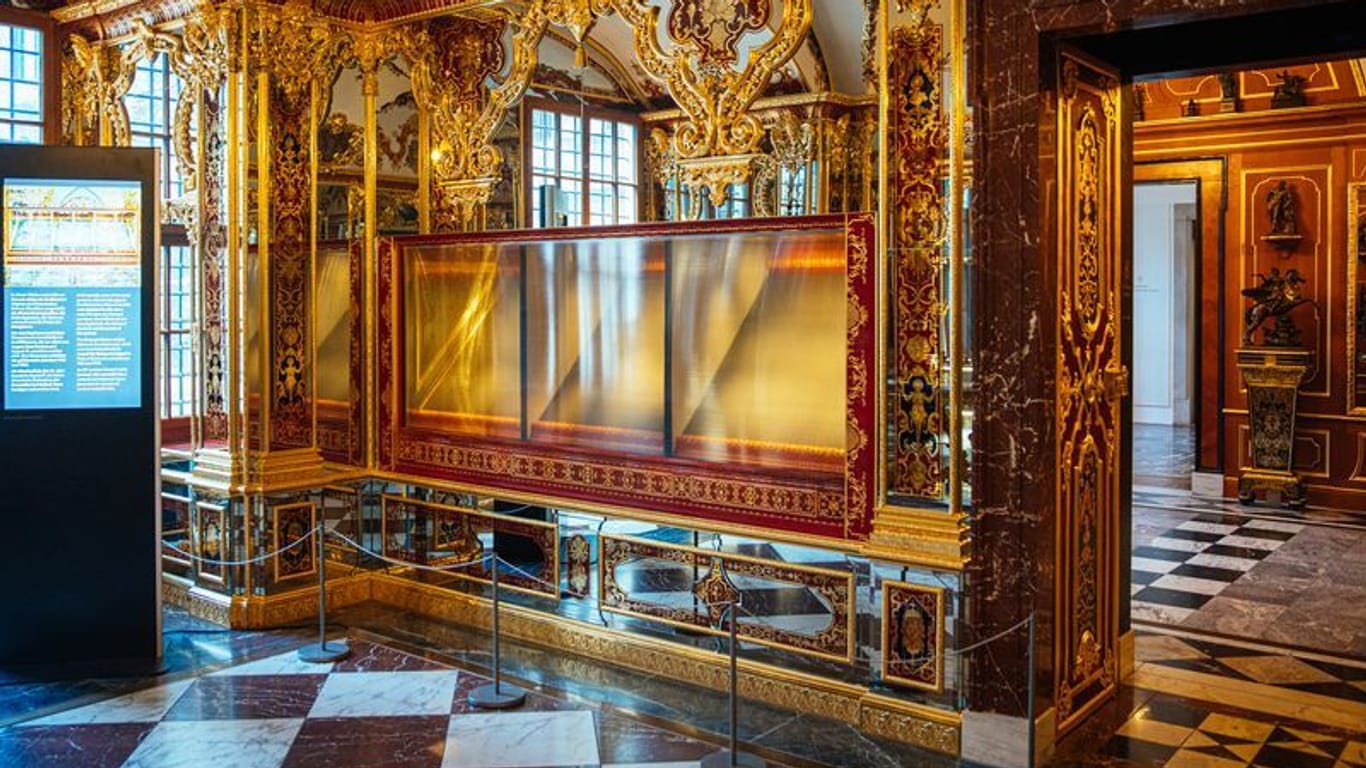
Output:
[[0, 24, 42, 144], [588, 181, 613, 226], [559, 115, 581, 174], [617, 186, 637, 225], [616, 123, 636, 183]]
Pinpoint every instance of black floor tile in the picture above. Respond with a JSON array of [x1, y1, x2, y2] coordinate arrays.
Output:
[[1162, 529, 1225, 543], [1132, 546, 1194, 562], [1170, 563, 1246, 583], [1130, 587, 1214, 610], [1202, 544, 1272, 560]]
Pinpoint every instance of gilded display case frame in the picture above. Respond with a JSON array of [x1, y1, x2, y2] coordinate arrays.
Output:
[[598, 532, 857, 663], [376, 213, 877, 544], [379, 494, 561, 601], [1349, 181, 1366, 414]]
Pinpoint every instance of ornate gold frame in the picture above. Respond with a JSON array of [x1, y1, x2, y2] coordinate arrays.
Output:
[[880, 580, 946, 693], [1348, 181, 1365, 414], [599, 533, 857, 663], [271, 500, 317, 582], [866, 0, 971, 569]]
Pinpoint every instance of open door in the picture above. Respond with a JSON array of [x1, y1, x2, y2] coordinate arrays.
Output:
[[1053, 47, 1128, 734]]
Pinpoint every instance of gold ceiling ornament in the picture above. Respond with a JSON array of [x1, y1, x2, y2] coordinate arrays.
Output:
[[65, 33, 140, 147], [247, 0, 351, 106], [753, 109, 816, 216], [543, 0, 612, 67], [390, 1, 613, 227], [611, 0, 812, 202], [125, 13, 231, 192]]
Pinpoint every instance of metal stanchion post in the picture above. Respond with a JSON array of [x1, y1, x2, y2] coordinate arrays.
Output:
[[702, 602, 763, 768], [299, 523, 350, 663], [469, 554, 527, 709], [1026, 613, 1037, 768]]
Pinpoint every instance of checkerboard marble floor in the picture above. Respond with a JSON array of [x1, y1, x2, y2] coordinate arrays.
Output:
[[1098, 693, 1366, 768], [1131, 515, 1302, 624], [1130, 497, 1366, 657], [0, 638, 751, 768]]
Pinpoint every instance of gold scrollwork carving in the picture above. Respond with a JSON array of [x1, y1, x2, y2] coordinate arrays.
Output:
[[613, 0, 812, 202]]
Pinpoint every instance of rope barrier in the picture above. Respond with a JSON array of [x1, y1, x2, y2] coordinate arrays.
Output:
[[324, 529, 493, 575], [161, 526, 317, 567], [164, 515, 1032, 661]]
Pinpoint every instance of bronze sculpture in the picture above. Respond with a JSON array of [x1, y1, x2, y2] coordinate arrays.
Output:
[[1266, 180, 1297, 236], [1242, 267, 1310, 346]]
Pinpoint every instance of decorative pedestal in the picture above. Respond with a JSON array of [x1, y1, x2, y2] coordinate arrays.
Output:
[[1235, 347, 1311, 509]]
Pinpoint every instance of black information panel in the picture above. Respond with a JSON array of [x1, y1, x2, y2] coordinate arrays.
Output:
[[0, 146, 160, 669]]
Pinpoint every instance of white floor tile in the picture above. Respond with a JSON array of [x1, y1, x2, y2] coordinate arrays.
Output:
[[308, 670, 460, 718], [123, 718, 303, 768], [1243, 519, 1305, 534], [209, 649, 334, 677], [1131, 602, 1195, 625], [1150, 574, 1230, 596], [1176, 521, 1240, 536], [1216, 535, 1283, 551], [1131, 557, 1181, 575], [442, 710, 599, 768], [24, 680, 194, 726], [1186, 553, 1259, 572], [1148, 537, 1212, 553]]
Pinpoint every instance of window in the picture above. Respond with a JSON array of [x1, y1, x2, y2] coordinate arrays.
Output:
[[529, 103, 638, 227], [0, 23, 43, 143], [126, 52, 189, 200], [160, 242, 195, 419], [124, 53, 196, 419]]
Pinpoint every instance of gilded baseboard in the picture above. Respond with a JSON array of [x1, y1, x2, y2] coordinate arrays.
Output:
[[161, 572, 371, 629]]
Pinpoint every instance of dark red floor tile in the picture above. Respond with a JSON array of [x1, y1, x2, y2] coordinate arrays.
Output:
[[163, 674, 327, 720], [0, 723, 154, 768]]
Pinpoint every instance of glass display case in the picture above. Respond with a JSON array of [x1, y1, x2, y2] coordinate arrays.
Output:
[[379, 214, 876, 541], [315, 239, 364, 464]]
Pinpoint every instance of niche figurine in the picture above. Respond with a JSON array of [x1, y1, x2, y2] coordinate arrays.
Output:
[[1261, 180, 1302, 252], [1270, 71, 1307, 109], [1242, 268, 1311, 347]]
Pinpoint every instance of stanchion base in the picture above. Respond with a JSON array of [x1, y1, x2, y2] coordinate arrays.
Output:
[[297, 640, 350, 663], [469, 683, 527, 709], [700, 749, 766, 768]]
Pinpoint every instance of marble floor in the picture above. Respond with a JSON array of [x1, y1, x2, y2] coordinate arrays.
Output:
[[0, 636, 745, 768], [1130, 489, 1366, 658], [1132, 424, 1196, 490], [5, 604, 1366, 767]]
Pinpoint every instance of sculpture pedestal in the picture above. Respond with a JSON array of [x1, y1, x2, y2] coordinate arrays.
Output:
[[1235, 347, 1310, 509]]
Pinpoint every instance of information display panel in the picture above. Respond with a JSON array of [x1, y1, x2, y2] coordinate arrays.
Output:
[[3, 179, 143, 410], [0, 146, 159, 670]]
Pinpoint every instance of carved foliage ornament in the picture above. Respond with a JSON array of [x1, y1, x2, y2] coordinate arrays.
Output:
[[616, 0, 811, 199], [666, 0, 770, 73]]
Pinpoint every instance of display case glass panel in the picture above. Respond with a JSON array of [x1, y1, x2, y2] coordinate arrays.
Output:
[[380, 214, 875, 542], [404, 242, 522, 439], [671, 230, 845, 471]]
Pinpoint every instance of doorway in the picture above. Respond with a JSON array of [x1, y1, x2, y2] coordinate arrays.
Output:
[[1044, 7, 1366, 736], [1132, 180, 1198, 491]]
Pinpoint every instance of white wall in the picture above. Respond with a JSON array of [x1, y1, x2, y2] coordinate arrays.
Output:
[[1133, 182, 1197, 425]]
